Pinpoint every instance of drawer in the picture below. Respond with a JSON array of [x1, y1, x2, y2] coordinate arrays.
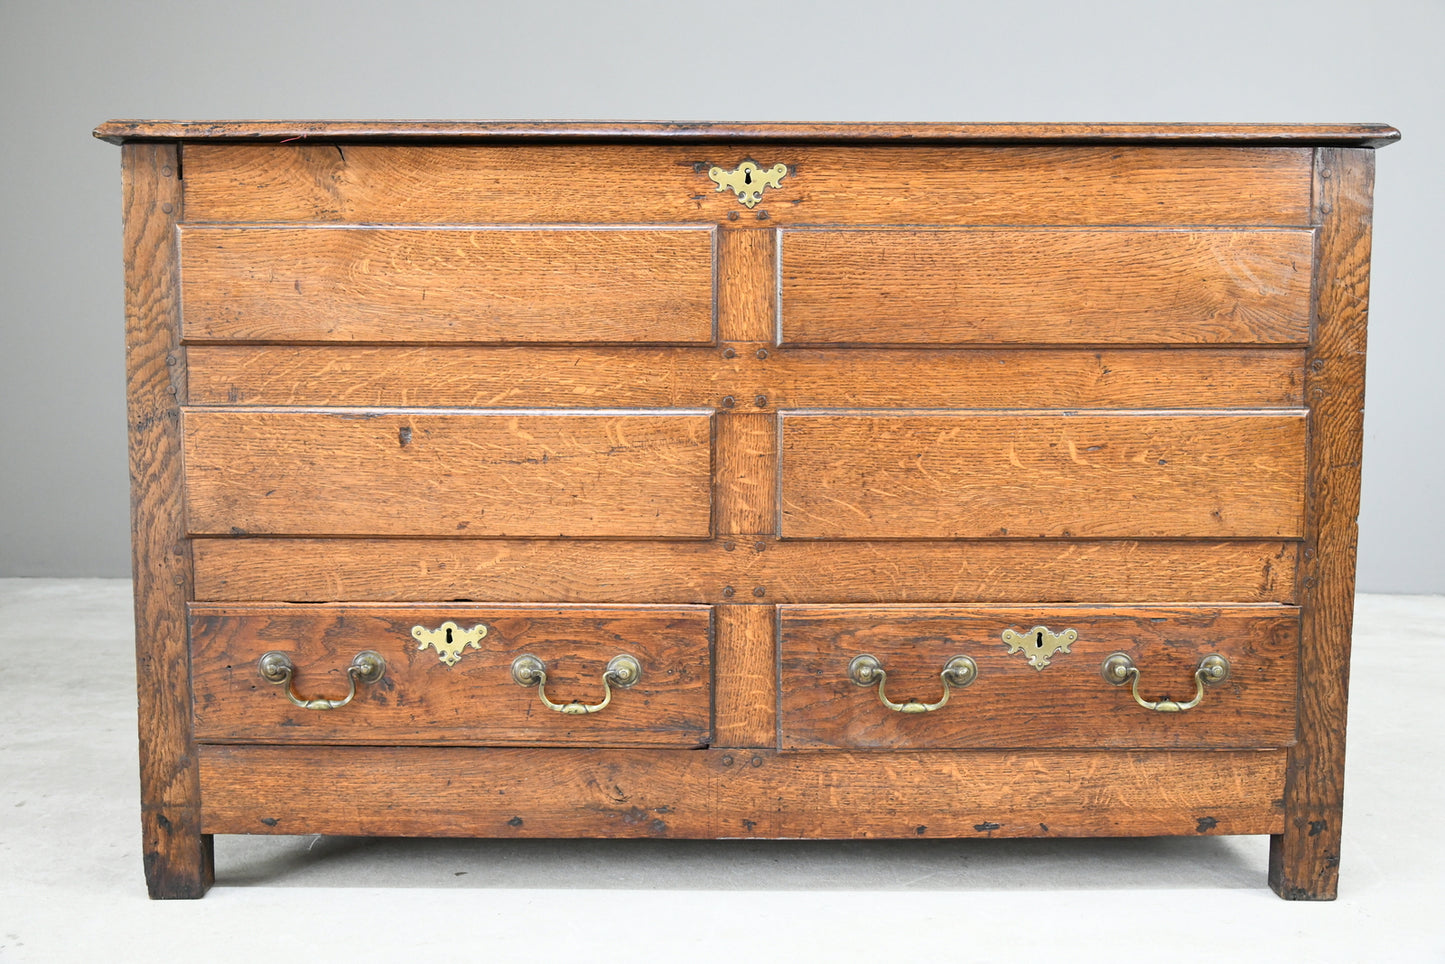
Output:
[[178, 226, 717, 345], [778, 606, 1298, 750], [181, 408, 713, 538], [779, 228, 1313, 347], [779, 411, 1306, 539], [190, 604, 713, 746]]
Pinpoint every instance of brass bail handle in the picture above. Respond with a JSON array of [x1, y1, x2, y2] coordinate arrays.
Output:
[[257, 651, 386, 710], [848, 654, 978, 713], [1101, 652, 1230, 713], [510, 654, 641, 715]]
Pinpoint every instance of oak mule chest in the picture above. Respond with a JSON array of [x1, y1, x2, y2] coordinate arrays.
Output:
[[97, 120, 1397, 900]]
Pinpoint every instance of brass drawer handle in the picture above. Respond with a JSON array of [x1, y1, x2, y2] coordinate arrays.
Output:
[[510, 654, 641, 716], [1101, 652, 1230, 713], [257, 651, 386, 710], [848, 654, 978, 714]]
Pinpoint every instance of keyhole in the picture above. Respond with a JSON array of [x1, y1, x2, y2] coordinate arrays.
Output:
[[445, 628, 453, 644], [743, 169, 752, 184], [1035, 632, 1044, 649]]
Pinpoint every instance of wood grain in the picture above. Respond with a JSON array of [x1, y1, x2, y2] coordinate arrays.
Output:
[[714, 413, 777, 535], [198, 745, 1287, 838], [181, 409, 713, 537], [779, 606, 1298, 750], [179, 144, 1313, 226], [178, 226, 716, 344], [191, 538, 1299, 605], [780, 412, 1306, 539], [186, 344, 1306, 409], [102, 125, 1393, 900], [1269, 148, 1375, 901], [717, 228, 775, 342], [780, 229, 1313, 346], [122, 144, 213, 898], [96, 119, 1401, 146], [189, 604, 711, 746], [714, 605, 776, 746]]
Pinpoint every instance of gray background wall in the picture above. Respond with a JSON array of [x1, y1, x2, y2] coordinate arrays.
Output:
[[1, 0, 1439, 591]]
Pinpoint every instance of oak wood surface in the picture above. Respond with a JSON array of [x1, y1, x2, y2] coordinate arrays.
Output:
[[123, 144, 213, 898], [713, 605, 777, 746], [780, 229, 1313, 346], [779, 605, 1298, 750], [94, 119, 1401, 147], [198, 745, 1287, 838], [182, 409, 713, 537], [179, 144, 1313, 226], [780, 412, 1306, 539], [1269, 148, 1375, 901], [714, 413, 777, 535], [189, 604, 712, 746], [191, 537, 1300, 605], [102, 124, 1392, 899], [179, 225, 717, 344], [186, 345, 1306, 409], [717, 228, 775, 342]]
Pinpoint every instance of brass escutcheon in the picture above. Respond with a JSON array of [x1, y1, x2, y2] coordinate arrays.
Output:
[[707, 160, 788, 208], [1002, 625, 1078, 670], [413, 621, 489, 667]]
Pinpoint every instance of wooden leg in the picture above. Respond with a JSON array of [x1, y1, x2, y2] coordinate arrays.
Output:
[[142, 809, 214, 899], [1266, 147, 1376, 902], [125, 143, 211, 898], [1269, 815, 1342, 901]]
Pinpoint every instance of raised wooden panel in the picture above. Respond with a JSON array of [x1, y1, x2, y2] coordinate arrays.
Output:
[[198, 745, 1287, 838], [178, 226, 716, 345], [180, 144, 1313, 226], [780, 412, 1306, 539], [780, 229, 1314, 346], [191, 538, 1298, 605], [779, 606, 1298, 750], [182, 408, 713, 537], [187, 345, 1306, 409], [189, 604, 711, 746]]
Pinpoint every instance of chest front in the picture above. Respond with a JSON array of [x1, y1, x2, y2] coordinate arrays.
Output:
[[103, 120, 1391, 901]]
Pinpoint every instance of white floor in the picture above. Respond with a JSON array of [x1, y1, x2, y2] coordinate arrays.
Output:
[[1, 579, 1441, 961]]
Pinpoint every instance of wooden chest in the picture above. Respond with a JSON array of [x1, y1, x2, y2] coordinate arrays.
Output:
[[96, 120, 1397, 900]]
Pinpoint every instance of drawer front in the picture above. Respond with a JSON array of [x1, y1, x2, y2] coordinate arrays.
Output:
[[779, 606, 1298, 750], [182, 409, 713, 538], [190, 604, 712, 746], [779, 412, 1306, 539], [779, 229, 1313, 347], [180, 143, 1312, 226], [179, 226, 717, 345]]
